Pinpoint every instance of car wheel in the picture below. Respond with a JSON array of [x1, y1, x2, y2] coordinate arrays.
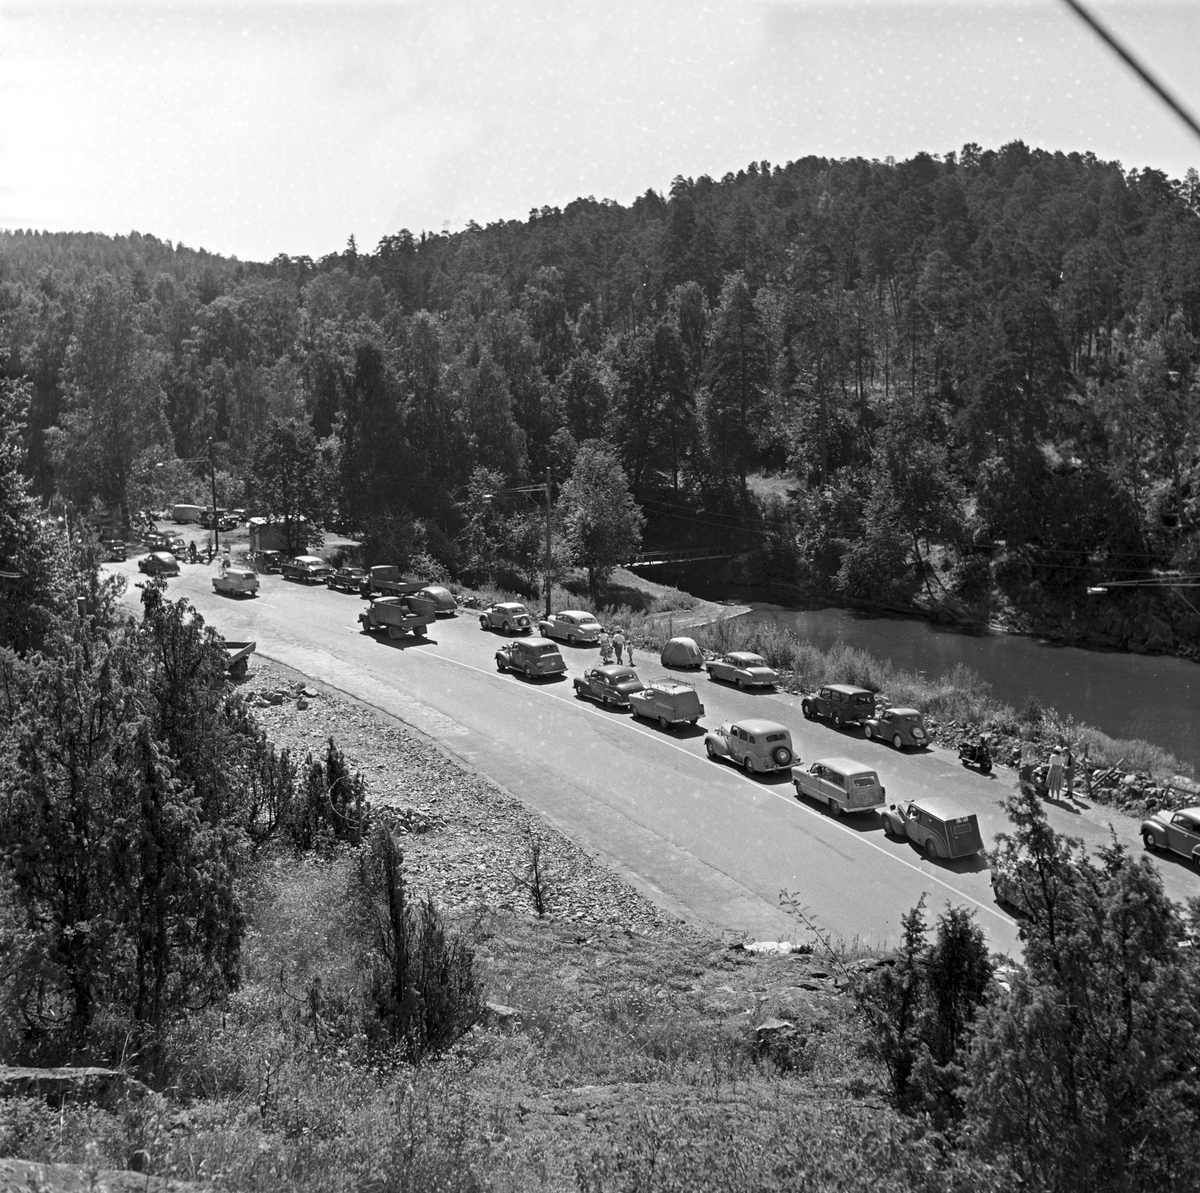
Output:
[[568, 633, 577, 645], [743, 755, 755, 775], [479, 617, 489, 630], [925, 838, 939, 861], [1142, 830, 1158, 852], [882, 816, 897, 838], [495, 657, 506, 672], [864, 725, 874, 740], [705, 740, 717, 758], [832, 711, 843, 730], [802, 701, 815, 720], [659, 716, 669, 730], [524, 664, 536, 681], [829, 799, 843, 817], [893, 734, 904, 750], [736, 677, 745, 690]]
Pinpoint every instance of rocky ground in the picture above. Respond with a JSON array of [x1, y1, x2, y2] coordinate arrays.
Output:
[[242, 661, 682, 936]]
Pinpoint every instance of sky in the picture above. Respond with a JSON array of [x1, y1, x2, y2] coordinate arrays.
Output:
[[2, 0, 1198, 264]]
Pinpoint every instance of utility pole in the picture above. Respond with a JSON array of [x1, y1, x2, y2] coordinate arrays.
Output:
[[208, 437, 219, 559], [544, 466, 552, 619]]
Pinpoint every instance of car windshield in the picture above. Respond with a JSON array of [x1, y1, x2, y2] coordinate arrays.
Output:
[[531, 645, 558, 654], [740, 654, 766, 666]]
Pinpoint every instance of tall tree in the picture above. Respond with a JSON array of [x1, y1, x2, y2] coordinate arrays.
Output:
[[245, 418, 328, 555]]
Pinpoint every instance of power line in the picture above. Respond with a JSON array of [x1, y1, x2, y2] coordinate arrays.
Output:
[[1060, 0, 1200, 147]]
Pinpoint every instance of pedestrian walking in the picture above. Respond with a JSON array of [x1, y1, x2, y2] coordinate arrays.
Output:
[[1047, 742, 1065, 799], [613, 627, 626, 665], [1064, 742, 1076, 800], [626, 639, 635, 667], [599, 629, 613, 664]]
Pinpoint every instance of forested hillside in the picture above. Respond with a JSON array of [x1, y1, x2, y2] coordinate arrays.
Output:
[[3, 142, 1200, 645]]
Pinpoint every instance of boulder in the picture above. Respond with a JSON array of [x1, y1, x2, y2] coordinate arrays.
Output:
[[0, 1065, 148, 1108], [0, 1158, 208, 1193]]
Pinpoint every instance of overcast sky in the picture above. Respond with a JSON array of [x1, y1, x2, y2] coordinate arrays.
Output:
[[2, 1, 1198, 263]]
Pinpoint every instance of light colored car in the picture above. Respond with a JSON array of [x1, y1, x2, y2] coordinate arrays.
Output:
[[495, 637, 568, 680], [793, 757, 885, 816], [573, 665, 645, 708], [628, 679, 704, 729], [862, 707, 929, 750], [418, 585, 459, 615], [538, 609, 602, 644], [704, 719, 795, 774], [212, 566, 260, 597], [138, 551, 180, 576], [282, 555, 332, 584], [704, 652, 777, 689], [479, 602, 533, 634], [1141, 806, 1200, 870], [881, 796, 984, 859]]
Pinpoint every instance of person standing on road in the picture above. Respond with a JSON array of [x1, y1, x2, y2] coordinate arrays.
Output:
[[613, 627, 626, 665], [1047, 743, 1065, 799], [626, 638, 635, 667], [1064, 742, 1076, 800], [1020, 736, 1036, 784], [599, 629, 613, 664]]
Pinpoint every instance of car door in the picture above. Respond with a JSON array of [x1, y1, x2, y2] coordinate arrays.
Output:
[[1168, 813, 1200, 857], [800, 763, 823, 798]]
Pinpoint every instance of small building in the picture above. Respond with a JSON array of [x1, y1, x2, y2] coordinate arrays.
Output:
[[248, 518, 308, 554]]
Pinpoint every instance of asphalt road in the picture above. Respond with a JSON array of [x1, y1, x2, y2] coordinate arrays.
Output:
[[112, 557, 1199, 956]]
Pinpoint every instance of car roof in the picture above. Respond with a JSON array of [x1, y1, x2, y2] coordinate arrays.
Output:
[[1170, 807, 1200, 825], [294, 555, 323, 564], [556, 609, 594, 619], [735, 718, 790, 736], [497, 602, 527, 610], [908, 796, 975, 821], [518, 636, 557, 648], [824, 684, 873, 696], [595, 664, 637, 677], [884, 708, 922, 717], [151, 551, 176, 560], [226, 568, 254, 577], [726, 651, 765, 662], [812, 756, 877, 776]]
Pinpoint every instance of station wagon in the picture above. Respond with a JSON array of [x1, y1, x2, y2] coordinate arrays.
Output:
[[793, 758, 885, 816]]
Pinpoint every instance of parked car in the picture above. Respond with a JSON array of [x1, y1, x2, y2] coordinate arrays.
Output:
[[254, 549, 284, 573], [138, 551, 180, 576], [538, 609, 603, 644], [801, 684, 876, 730], [1140, 806, 1200, 870], [479, 602, 533, 634], [281, 555, 332, 584], [880, 796, 985, 860], [326, 566, 368, 593], [212, 566, 260, 597], [217, 514, 238, 532], [862, 707, 929, 750], [229, 508, 247, 522], [495, 637, 568, 680], [704, 652, 778, 689], [704, 719, 795, 774], [418, 585, 459, 615], [793, 757, 885, 816], [628, 678, 704, 728], [573, 665, 645, 708]]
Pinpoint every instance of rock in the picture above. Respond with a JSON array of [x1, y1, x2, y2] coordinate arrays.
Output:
[[296, 698, 310, 710], [485, 1001, 520, 1022], [303, 686, 319, 698], [264, 691, 284, 706], [0, 1064, 148, 1108], [755, 1017, 794, 1039]]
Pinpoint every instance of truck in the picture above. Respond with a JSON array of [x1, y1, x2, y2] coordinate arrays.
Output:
[[224, 640, 256, 680], [361, 565, 426, 600], [358, 593, 437, 640], [628, 678, 704, 728]]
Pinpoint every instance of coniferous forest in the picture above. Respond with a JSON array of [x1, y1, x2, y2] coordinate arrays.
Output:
[[4, 142, 1200, 646]]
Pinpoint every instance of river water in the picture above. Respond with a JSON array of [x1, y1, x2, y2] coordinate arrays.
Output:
[[738, 605, 1200, 773]]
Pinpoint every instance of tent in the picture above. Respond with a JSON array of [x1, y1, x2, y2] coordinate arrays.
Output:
[[661, 636, 703, 668]]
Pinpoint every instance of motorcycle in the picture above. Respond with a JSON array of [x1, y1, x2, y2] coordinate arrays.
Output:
[[958, 738, 993, 774]]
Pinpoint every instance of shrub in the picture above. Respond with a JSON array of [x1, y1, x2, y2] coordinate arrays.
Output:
[[287, 737, 371, 853]]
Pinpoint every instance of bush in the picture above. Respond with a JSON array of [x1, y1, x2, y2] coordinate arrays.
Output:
[[288, 737, 371, 853]]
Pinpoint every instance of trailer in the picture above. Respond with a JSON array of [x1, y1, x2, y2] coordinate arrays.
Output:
[[224, 640, 256, 679], [363, 564, 426, 600], [358, 594, 437, 640]]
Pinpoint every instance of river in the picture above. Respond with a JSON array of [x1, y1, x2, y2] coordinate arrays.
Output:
[[738, 605, 1200, 773]]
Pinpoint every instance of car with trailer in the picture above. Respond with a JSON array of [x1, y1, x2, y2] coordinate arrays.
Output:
[[704, 651, 778, 689], [495, 636, 568, 680], [479, 602, 534, 634], [793, 757, 885, 816], [880, 796, 985, 860], [1140, 806, 1200, 870], [538, 609, 603, 645], [573, 665, 645, 708], [628, 678, 705, 729], [862, 707, 930, 750], [281, 555, 333, 584], [137, 550, 180, 576], [418, 585, 459, 615], [801, 684, 876, 730], [212, 566, 260, 597], [326, 566, 368, 593], [358, 593, 437, 640], [704, 719, 795, 774]]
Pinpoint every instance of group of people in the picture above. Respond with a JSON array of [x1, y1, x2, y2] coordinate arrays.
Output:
[[1021, 736, 1080, 801], [598, 626, 633, 666]]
